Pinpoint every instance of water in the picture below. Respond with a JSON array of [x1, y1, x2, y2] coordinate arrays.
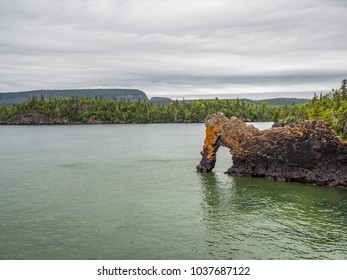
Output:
[[1, 123, 347, 259]]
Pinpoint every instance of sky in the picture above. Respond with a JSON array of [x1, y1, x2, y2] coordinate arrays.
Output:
[[0, 0, 346, 99]]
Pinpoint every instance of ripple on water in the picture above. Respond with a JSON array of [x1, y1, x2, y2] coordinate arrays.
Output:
[[1, 124, 347, 259]]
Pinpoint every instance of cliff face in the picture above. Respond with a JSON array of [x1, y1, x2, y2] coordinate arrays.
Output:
[[197, 113, 347, 188]]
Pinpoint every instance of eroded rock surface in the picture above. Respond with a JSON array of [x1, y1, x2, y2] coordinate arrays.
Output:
[[197, 113, 347, 187]]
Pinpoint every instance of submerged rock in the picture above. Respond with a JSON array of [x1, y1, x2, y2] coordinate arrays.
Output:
[[197, 113, 347, 188]]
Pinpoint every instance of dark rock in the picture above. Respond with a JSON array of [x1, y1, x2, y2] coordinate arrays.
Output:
[[197, 113, 347, 188]]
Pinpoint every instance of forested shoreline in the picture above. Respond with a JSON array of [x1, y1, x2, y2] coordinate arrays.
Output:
[[1, 81, 346, 138]]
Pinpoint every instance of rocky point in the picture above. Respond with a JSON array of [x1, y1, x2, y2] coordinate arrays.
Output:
[[196, 113, 347, 188]]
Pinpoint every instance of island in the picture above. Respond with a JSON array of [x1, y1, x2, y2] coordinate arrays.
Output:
[[196, 113, 347, 188]]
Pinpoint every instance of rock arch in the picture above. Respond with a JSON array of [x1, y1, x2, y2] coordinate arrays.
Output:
[[197, 113, 347, 187]]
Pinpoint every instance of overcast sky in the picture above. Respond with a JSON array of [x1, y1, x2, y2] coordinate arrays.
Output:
[[0, 0, 346, 99]]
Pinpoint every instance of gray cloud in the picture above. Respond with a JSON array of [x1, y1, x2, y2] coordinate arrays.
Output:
[[0, 0, 346, 98]]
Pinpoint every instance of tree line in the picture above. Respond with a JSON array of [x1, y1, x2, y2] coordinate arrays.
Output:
[[0, 80, 346, 137]]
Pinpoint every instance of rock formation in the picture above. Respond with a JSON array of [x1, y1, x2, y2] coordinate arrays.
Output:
[[197, 113, 347, 188]]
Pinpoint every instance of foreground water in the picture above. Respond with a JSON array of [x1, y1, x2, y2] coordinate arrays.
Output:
[[1, 123, 347, 259]]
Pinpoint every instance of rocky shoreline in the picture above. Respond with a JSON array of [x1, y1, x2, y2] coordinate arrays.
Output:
[[197, 113, 347, 188], [0, 113, 200, 125]]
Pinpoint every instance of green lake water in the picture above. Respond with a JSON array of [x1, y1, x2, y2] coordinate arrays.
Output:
[[1, 123, 347, 259]]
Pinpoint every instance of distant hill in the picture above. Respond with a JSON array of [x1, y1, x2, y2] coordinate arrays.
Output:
[[0, 89, 148, 106], [149, 97, 173, 104], [0, 89, 311, 107], [246, 98, 310, 106], [178, 97, 311, 106]]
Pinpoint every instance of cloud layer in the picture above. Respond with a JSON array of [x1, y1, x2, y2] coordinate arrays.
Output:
[[1, 0, 346, 98]]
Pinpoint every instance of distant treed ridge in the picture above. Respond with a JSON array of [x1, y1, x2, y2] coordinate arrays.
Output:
[[0, 89, 148, 106], [0, 81, 346, 138]]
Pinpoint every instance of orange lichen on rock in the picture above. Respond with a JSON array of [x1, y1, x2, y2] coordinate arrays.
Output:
[[202, 127, 218, 160], [196, 113, 227, 172], [202, 113, 225, 160]]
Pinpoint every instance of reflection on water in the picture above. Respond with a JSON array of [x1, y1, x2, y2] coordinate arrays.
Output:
[[200, 172, 221, 207], [199, 173, 347, 259]]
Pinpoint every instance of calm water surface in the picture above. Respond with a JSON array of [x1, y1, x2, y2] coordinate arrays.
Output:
[[1, 123, 347, 259]]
